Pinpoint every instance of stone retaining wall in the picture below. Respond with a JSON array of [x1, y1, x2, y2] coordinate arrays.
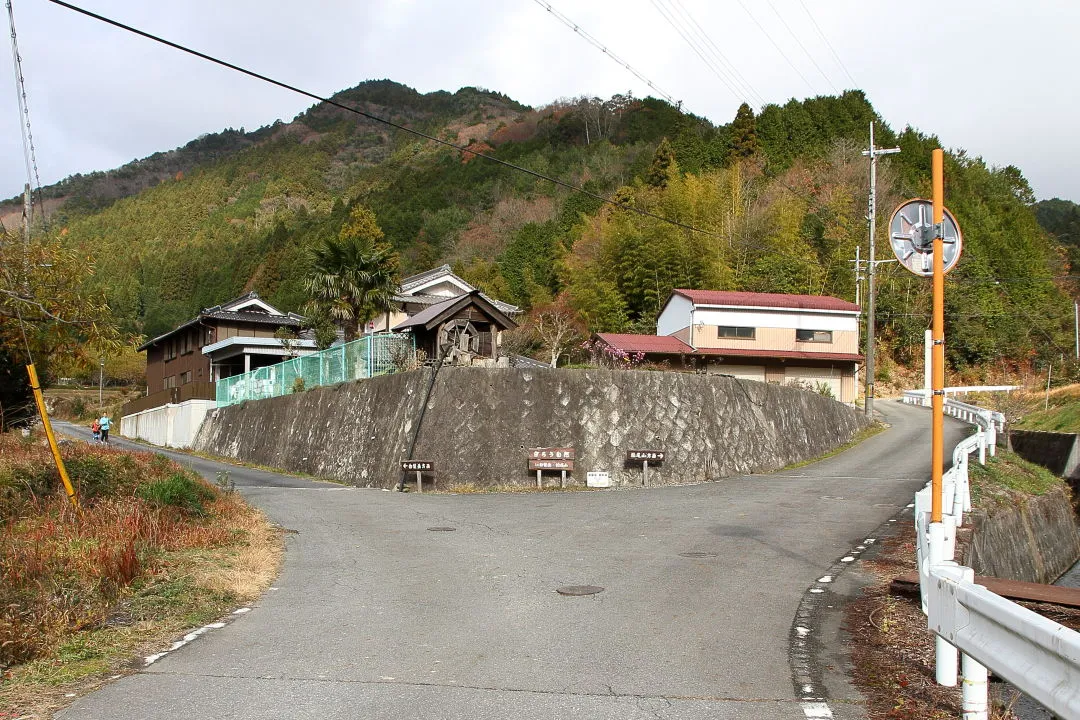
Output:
[[193, 366, 869, 489]]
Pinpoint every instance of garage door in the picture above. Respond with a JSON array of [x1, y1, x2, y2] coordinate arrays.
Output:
[[785, 366, 842, 400], [709, 363, 766, 382]]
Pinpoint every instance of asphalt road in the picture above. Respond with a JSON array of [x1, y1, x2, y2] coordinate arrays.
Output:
[[54, 401, 966, 720]]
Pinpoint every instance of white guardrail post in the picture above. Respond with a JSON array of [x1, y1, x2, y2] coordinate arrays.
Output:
[[904, 389, 1080, 720]]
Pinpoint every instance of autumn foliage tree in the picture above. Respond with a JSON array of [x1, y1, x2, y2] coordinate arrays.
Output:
[[0, 233, 122, 427]]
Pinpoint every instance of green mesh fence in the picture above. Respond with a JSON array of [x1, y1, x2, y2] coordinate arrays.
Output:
[[216, 333, 414, 407]]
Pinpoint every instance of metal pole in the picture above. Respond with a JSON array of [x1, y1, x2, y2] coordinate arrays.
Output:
[[865, 123, 877, 418], [1045, 363, 1052, 411], [861, 122, 900, 418], [98, 356, 104, 406], [27, 364, 79, 509], [560, 469, 566, 489], [1074, 301, 1078, 360], [931, 148, 945, 525], [536, 469, 542, 489], [642, 460, 649, 487]]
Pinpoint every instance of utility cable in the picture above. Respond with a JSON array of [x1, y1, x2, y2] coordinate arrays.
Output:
[[6, 0, 46, 232], [735, 0, 817, 94], [796, 0, 858, 89], [530, 0, 680, 107], [667, 0, 765, 107], [49, 0, 723, 240], [650, 0, 764, 107], [763, 0, 839, 94]]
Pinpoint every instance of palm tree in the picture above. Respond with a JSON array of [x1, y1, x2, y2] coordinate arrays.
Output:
[[304, 234, 399, 343]]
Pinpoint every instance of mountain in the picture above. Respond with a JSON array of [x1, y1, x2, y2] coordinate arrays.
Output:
[[12, 79, 1078, 373]]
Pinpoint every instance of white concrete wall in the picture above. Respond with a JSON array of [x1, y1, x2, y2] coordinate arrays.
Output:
[[120, 399, 215, 449]]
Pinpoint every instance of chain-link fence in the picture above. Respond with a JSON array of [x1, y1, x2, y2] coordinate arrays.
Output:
[[216, 333, 414, 407]]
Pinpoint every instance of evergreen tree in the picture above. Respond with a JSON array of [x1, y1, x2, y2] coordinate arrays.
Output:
[[730, 103, 760, 159], [645, 137, 677, 188]]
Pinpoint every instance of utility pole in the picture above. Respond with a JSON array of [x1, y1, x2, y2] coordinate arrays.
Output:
[[98, 356, 105, 406], [861, 122, 900, 417]]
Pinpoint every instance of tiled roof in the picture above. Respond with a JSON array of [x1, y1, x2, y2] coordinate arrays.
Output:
[[595, 334, 693, 353], [672, 289, 860, 313], [393, 291, 518, 332], [396, 291, 520, 315], [399, 264, 458, 292], [204, 310, 304, 325]]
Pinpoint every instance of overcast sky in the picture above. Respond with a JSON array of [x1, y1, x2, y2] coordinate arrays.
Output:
[[3, 0, 1078, 204]]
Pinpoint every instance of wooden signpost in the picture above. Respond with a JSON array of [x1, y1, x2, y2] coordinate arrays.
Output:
[[627, 449, 665, 487], [528, 447, 575, 488], [401, 460, 434, 493]]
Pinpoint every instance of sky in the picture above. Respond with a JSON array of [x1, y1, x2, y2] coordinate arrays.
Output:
[[3, 0, 1079, 204]]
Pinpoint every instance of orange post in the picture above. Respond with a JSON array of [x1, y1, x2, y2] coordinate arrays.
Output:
[[931, 149, 945, 524], [26, 363, 79, 510]]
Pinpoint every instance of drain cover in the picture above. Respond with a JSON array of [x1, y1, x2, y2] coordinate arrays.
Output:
[[679, 551, 717, 558], [556, 585, 604, 596], [427, 527, 456, 532]]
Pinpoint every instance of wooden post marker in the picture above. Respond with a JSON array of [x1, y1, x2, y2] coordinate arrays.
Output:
[[627, 450, 665, 487], [400, 461, 434, 494]]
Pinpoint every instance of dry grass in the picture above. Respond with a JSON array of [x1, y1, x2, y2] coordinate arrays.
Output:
[[0, 434, 283, 719]]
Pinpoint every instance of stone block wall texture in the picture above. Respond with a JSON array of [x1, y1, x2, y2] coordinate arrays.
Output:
[[965, 487, 1080, 584], [1009, 429, 1080, 482], [194, 367, 869, 489]]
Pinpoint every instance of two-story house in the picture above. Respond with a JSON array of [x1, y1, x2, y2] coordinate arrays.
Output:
[[594, 289, 862, 403], [137, 292, 314, 395]]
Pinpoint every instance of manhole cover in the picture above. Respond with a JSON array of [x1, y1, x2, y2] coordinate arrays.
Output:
[[556, 585, 604, 596], [427, 527, 456, 532], [679, 552, 718, 558]]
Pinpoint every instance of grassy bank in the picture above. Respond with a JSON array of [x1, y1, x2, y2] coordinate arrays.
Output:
[[0, 433, 282, 718]]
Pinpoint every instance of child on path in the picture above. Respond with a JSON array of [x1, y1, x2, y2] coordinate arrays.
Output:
[[98, 413, 111, 444], [91, 418, 100, 442]]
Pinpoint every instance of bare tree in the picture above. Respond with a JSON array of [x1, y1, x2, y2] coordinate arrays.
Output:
[[532, 299, 583, 368]]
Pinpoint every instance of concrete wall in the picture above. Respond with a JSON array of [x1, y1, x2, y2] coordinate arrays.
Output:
[[120, 399, 215, 449], [193, 367, 869, 489], [964, 487, 1080, 584], [1009, 429, 1080, 481]]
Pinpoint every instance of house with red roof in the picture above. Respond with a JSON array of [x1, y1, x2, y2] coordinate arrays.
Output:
[[594, 289, 863, 403]]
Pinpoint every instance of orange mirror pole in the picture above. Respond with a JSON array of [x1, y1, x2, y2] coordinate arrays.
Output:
[[931, 149, 945, 524]]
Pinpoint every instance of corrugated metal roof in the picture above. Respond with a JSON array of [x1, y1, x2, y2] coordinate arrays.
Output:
[[595, 333, 862, 362], [672, 289, 860, 313], [691, 347, 863, 362], [595, 334, 693, 353]]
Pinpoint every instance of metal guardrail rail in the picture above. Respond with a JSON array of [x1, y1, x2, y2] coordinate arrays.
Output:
[[903, 391, 1080, 720]]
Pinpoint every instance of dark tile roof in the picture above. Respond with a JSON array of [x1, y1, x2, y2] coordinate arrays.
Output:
[[672, 289, 860, 313], [393, 291, 517, 332]]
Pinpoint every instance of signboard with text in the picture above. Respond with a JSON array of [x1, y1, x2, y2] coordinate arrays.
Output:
[[529, 458, 574, 471], [401, 461, 434, 472], [626, 450, 665, 464]]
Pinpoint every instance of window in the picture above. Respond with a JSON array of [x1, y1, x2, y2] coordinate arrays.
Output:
[[164, 375, 177, 389], [796, 329, 833, 343], [717, 326, 755, 339], [179, 370, 193, 385]]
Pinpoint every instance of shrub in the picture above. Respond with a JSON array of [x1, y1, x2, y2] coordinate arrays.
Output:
[[137, 472, 216, 515], [291, 377, 305, 394]]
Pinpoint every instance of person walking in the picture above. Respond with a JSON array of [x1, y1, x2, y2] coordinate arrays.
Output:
[[98, 413, 111, 444], [91, 418, 101, 442]]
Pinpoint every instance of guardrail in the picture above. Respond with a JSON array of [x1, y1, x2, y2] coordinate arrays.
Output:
[[906, 392, 1080, 720]]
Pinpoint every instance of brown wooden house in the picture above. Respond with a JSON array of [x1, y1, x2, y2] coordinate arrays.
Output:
[[392, 291, 517, 365], [137, 292, 313, 395]]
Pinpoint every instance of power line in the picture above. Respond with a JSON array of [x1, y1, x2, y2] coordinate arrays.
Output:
[[796, 0, 858, 89], [650, 0, 766, 108], [49, 0, 724, 240], [735, 0, 817, 94], [763, 0, 839, 94], [6, 0, 46, 231], [530, 0, 679, 106]]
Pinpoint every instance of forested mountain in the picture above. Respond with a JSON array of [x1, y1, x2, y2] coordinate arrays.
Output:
[[16, 79, 1078, 374]]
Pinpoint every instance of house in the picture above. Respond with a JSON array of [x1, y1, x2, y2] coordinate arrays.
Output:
[[594, 289, 862, 403], [137, 292, 315, 395], [393, 290, 518, 365], [370, 264, 520, 332]]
